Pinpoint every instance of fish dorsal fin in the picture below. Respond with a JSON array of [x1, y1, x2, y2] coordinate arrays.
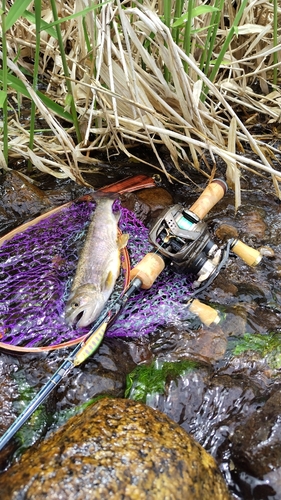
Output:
[[118, 233, 129, 250]]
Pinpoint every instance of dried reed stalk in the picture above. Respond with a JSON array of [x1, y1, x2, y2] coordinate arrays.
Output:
[[1, 0, 281, 203]]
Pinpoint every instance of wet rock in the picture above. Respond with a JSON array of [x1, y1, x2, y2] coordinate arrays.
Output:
[[0, 355, 19, 434], [146, 369, 262, 461], [0, 171, 52, 219], [0, 205, 13, 236], [150, 323, 228, 364], [220, 307, 248, 336], [215, 223, 239, 241], [263, 467, 281, 498], [19, 340, 136, 411], [211, 274, 239, 296], [192, 325, 228, 361], [0, 398, 232, 500], [238, 208, 267, 241], [267, 212, 281, 246], [258, 245, 275, 257], [231, 389, 281, 478], [127, 336, 153, 365], [217, 353, 273, 392], [246, 305, 281, 334], [121, 191, 150, 222], [136, 187, 173, 213], [121, 187, 173, 223]]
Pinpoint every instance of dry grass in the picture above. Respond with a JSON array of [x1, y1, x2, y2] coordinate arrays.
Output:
[[1, 0, 281, 207]]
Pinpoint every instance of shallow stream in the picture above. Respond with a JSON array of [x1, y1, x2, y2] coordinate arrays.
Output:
[[0, 154, 281, 499]]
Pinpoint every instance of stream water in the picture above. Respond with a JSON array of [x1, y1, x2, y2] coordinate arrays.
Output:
[[0, 153, 281, 499]]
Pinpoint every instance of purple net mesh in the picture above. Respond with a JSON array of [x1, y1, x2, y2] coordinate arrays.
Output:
[[0, 200, 193, 348]]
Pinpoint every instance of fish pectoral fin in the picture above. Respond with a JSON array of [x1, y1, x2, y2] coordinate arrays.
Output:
[[104, 270, 115, 290], [118, 233, 129, 249]]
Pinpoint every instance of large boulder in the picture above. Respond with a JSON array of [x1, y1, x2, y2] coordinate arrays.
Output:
[[0, 398, 232, 499]]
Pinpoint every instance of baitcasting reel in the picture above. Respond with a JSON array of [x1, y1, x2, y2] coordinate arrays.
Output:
[[148, 179, 262, 290], [149, 203, 222, 286]]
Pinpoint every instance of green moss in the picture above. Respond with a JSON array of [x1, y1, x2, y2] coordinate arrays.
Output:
[[52, 395, 108, 429], [232, 332, 281, 357], [13, 374, 109, 455], [125, 360, 198, 402], [12, 373, 51, 455], [266, 349, 281, 370]]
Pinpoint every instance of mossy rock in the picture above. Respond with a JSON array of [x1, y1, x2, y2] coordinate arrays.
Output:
[[0, 398, 232, 499]]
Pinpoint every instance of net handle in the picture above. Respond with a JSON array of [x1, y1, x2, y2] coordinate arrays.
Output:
[[0, 175, 155, 248]]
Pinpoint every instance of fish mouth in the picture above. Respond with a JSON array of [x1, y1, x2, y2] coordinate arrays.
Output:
[[65, 284, 105, 328], [65, 299, 102, 328], [65, 307, 87, 328]]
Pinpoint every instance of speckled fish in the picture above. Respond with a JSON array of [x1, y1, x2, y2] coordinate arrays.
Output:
[[65, 197, 129, 328]]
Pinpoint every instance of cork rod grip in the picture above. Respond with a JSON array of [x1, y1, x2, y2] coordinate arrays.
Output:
[[189, 179, 227, 220], [130, 253, 165, 289]]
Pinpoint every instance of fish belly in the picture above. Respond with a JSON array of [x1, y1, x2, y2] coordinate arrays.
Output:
[[71, 199, 120, 293]]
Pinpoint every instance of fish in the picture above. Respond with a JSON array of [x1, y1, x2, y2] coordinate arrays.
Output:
[[65, 197, 129, 328]]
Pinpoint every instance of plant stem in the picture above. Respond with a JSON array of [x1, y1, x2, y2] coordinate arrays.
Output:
[[183, 0, 194, 73], [201, 0, 249, 102], [273, 0, 278, 86], [199, 0, 224, 75], [49, 0, 82, 143], [28, 0, 41, 172], [163, 0, 171, 82], [172, 0, 184, 46]]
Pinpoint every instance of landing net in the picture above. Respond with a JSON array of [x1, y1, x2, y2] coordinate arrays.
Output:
[[0, 201, 192, 351]]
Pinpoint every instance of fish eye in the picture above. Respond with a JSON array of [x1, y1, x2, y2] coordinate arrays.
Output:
[[72, 301, 79, 308]]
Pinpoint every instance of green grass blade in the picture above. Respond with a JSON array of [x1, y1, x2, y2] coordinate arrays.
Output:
[[162, 0, 172, 82], [82, 16, 92, 59], [37, 93, 73, 122], [183, 0, 194, 72], [199, 0, 224, 74], [23, 10, 58, 39], [45, 1, 108, 29], [5, 0, 33, 30], [0, 90, 7, 107], [208, 0, 248, 82], [172, 0, 185, 45], [201, 0, 249, 101], [49, 0, 81, 142], [172, 5, 219, 27], [28, 0, 41, 171], [0, 70, 73, 121], [163, 0, 171, 29], [0, 71, 30, 97]]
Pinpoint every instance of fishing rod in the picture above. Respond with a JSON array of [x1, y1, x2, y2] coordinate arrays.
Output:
[[0, 278, 142, 452], [0, 179, 262, 451]]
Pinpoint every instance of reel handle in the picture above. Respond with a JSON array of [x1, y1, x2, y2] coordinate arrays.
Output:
[[231, 239, 262, 266], [188, 299, 220, 327], [189, 179, 227, 220]]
